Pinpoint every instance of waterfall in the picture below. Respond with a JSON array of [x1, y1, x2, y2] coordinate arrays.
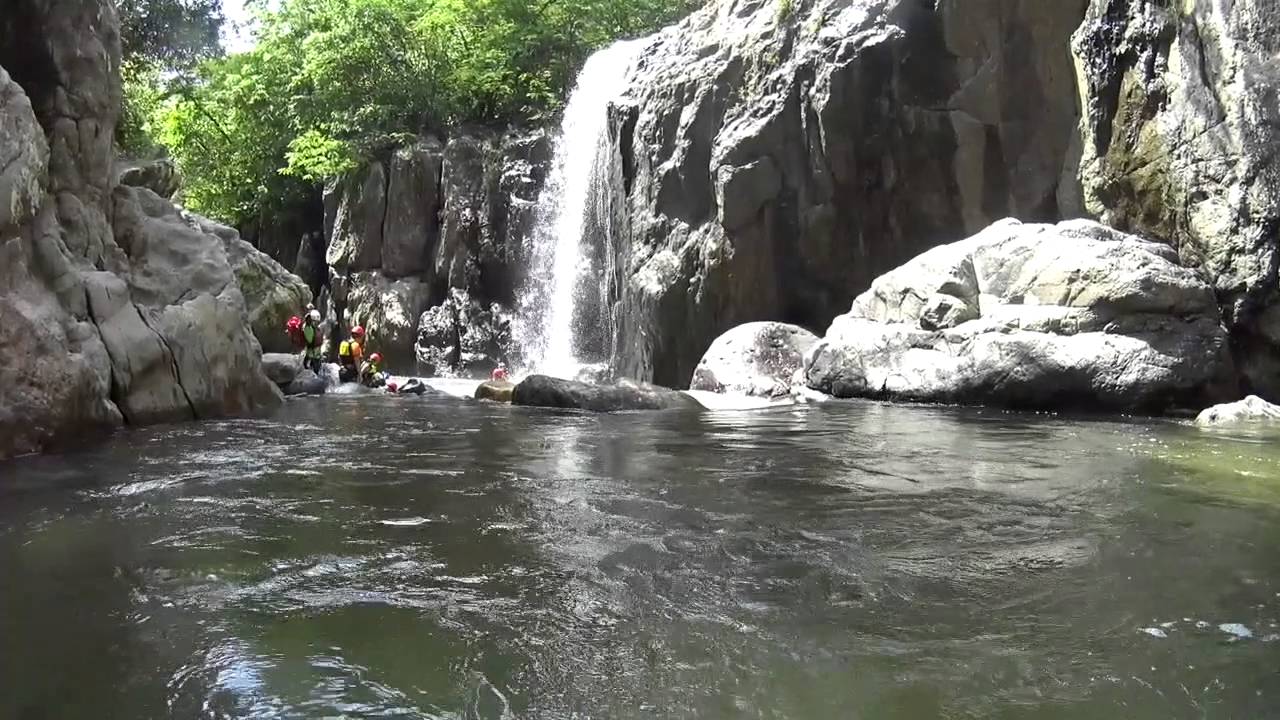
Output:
[[514, 39, 644, 378]]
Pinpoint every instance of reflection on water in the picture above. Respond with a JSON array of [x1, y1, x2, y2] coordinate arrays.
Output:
[[1, 395, 1278, 718]]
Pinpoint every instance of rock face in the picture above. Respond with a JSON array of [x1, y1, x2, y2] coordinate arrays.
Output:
[[1072, 0, 1280, 398], [805, 219, 1234, 412], [261, 353, 303, 386], [0, 0, 288, 458], [414, 288, 512, 377], [321, 130, 547, 371], [1195, 396, 1280, 426], [602, 0, 1090, 386], [116, 158, 180, 198], [512, 374, 704, 412], [690, 322, 818, 397]]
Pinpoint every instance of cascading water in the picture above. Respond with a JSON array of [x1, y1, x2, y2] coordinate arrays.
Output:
[[514, 39, 645, 378]]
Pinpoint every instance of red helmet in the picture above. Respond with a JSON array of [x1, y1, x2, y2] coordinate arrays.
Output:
[[350, 325, 365, 338], [287, 315, 301, 330], [491, 367, 508, 381], [369, 352, 382, 363]]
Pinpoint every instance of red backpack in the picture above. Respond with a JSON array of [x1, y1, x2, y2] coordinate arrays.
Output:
[[286, 316, 305, 348]]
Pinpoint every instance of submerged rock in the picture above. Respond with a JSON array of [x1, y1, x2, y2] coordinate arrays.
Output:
[[805, 219, 1234, 412], [475, 379, 515, 402], [691, 322, 818, 398], [512, 375, 703, 412], [1195, 396, 1280, 427], [284, 369, 327, 396]]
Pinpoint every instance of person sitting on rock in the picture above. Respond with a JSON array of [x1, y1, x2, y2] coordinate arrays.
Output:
[[301, 309, 324, 374], [337, 325, 365, 383], [360, 352, 387, 388]]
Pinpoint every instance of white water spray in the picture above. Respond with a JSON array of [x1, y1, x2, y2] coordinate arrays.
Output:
[[514, 39, 644, 378]]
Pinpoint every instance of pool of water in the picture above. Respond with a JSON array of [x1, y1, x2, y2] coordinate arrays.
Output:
[[1, 392, 1277, 718]]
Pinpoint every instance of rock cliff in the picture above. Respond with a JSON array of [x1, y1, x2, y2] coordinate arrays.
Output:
[[0, 0, 290, 458], [603, 0, 1090, 387], [1072, 0, 1280, 398], [311, 129, 548, 372]]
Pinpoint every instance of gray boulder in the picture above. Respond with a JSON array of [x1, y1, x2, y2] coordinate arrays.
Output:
[[475, 379, 515, 402], [262, 353, 303, 386], [1073, 0, 1280, 399], [512, 374, 704, 412], [284, 369, 327, 396], [805, 219, 1234, 412], [1195, 396, 1280, 427], [345, 272, 431, 367], [189, 212, 312, 354], [690, 322, 819, 397]]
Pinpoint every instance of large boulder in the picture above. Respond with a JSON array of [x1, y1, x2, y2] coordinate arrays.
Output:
[[604, 0, 1090, 386], [1195, 396, 1280, 427], [804, 219, 1234, 412], [512, 374, 704, 412], [1072, 0, 1280, 399], [110, 186, 283, 423], [475, 379, 515, 402], [345, 272, 431, 367], [415, 287, 512, 377], [284, 369, 327, 396], [690, 322, 819, 397], [262, 353, 302, 386], [189, 212, 312, 354]]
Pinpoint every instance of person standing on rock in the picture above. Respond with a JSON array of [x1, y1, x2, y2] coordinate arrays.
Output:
[[301, 309, 324, 374], [338, 325, 365, 383]]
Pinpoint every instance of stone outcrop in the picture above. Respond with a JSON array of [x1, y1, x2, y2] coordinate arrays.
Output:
[[512, 374, 704, 412], [804, 219, 1234, 412], [0, 0, 290, 458], [262, 353, 303, 386], [1195, 396, 1280, 426], [690, 321, 818, 397], [320, 130, 547, 371], [603, 0, 1090, 387], [1072, 0, 1280, 399]]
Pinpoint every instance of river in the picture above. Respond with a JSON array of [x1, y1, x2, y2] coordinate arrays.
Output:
[[1, 391, 1277, 718]]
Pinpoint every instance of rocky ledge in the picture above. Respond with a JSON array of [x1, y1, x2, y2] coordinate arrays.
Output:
[[803, 219, 1234, 412], [512, 375, 704, 412]]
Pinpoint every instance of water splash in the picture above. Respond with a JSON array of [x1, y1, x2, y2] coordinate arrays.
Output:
[[514, 39, 645, 379]]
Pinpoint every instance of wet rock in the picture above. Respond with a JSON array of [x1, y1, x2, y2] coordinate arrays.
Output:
[[805, 219, 1234, 412], [475, 379, 515, 402], [691, 322, 819, 397], [115, 158, 180, 199], [606, 0, 1090, 386], [284, 369, 327, 396], [1195, 396, 1280, 427], [512, 374, 704, 412], [262, 353, 302, 386], [415, 288, 512, 377], [1072, 0, 1280, 399]]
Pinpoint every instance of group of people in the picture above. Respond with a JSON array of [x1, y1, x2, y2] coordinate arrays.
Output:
[[286, 306, 385, 388]]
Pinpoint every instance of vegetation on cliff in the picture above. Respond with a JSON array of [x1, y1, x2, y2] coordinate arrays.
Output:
[[121, 0, 697, 226]]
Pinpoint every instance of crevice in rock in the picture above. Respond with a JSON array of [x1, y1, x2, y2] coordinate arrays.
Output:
[[134, 304, 198, 419]]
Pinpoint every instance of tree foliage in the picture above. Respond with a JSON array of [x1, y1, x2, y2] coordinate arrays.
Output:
[[139, 0, 699, 224]]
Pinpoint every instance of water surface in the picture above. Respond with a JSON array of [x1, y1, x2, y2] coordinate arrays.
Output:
[[1, 393, 1278, 718]]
